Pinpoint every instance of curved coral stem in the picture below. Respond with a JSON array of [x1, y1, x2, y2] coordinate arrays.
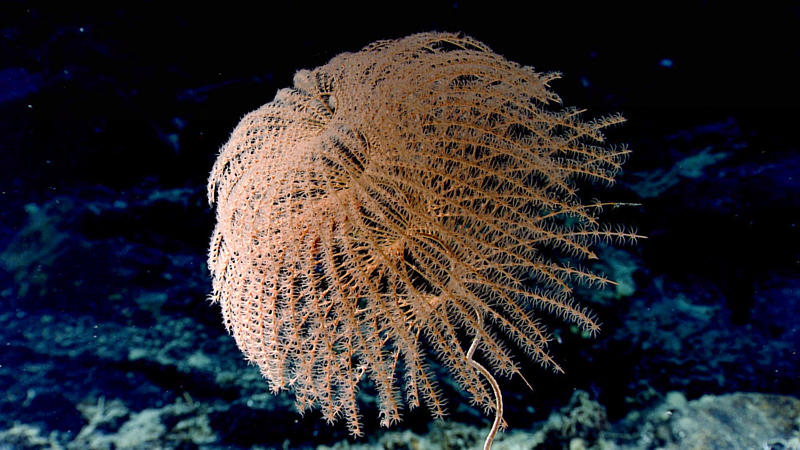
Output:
[[467, 316, 505, 450]]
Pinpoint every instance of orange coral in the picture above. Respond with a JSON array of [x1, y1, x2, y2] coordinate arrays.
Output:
[[207, 32, 638, 444]]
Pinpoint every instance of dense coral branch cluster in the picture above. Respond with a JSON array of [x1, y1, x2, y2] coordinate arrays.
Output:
[[208, 32, 638, 437]]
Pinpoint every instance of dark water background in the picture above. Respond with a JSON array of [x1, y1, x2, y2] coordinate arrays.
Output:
[[1, 2, 798, 449]]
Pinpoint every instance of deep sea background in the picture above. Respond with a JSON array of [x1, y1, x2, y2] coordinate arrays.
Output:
[[1, 2, 799, 449]]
